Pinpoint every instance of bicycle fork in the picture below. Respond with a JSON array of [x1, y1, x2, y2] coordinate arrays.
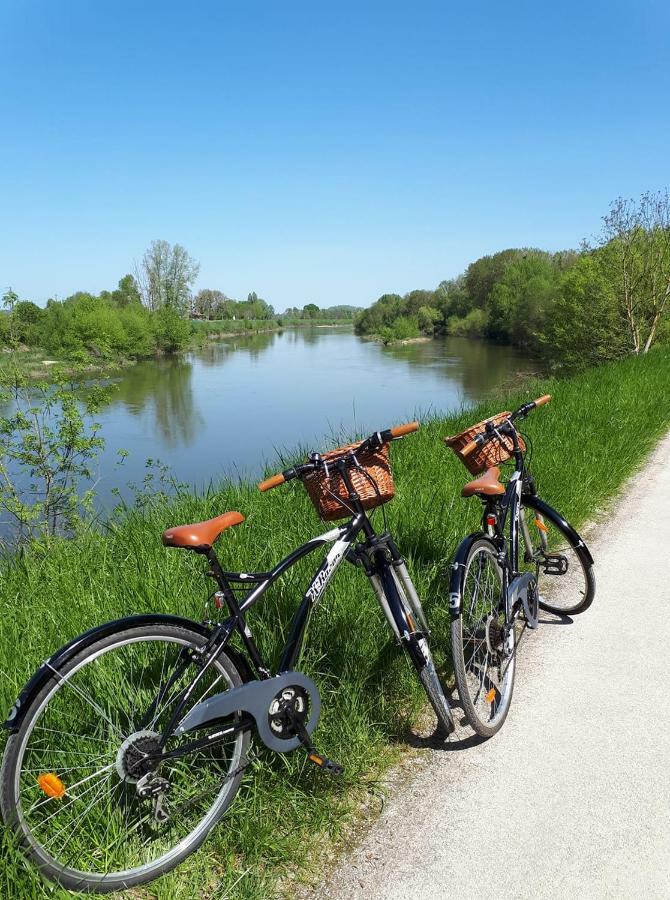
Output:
[[366, 553, 454, 734]]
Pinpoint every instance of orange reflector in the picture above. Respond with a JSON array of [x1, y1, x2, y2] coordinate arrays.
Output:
[[37, 773, 66, 799], [533, 518, 549, 533], [486, 688, 496, 704]]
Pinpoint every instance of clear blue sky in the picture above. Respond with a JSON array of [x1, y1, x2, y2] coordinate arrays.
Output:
[[1, 1, 668, 310]]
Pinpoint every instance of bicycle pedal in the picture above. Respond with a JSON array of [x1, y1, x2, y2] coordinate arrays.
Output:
[[542, 553, 568, 576], [307, 752, 344, 776]]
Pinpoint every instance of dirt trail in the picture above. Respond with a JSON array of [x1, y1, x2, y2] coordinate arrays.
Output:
[[315, 433, 670, 900]]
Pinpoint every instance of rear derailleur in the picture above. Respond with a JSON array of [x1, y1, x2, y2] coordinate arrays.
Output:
[[136, 772, 171, 824]]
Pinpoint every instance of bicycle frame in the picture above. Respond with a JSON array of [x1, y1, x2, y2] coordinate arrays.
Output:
[[156, 464, 425, 755]]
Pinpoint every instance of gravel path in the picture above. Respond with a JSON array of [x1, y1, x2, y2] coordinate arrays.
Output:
[[314, 433, 670, 900]]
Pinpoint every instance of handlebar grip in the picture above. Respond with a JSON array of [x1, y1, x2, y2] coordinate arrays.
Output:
[[390, 421, 420, 438], [258, 472, 286, 492], [462, 437, 479, 457], [533, 394, 552, 407]]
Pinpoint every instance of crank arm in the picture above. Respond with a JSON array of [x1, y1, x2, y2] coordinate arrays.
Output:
[[287, 709, 344, 776]]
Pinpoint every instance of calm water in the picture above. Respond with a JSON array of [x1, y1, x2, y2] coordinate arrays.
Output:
[[89, 328, 536, 505]]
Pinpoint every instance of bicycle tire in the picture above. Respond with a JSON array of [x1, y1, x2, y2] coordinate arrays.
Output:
[[0, 622, 251, 893], [451, 536, 515, 738]]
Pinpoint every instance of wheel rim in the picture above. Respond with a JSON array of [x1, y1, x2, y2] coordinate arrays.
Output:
[[520, 507, 590, 613], [12, 632, 245, 884], [459, 544, 514, 729]]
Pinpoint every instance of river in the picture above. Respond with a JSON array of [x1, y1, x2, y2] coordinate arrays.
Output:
[[88, 328, 536, 506]]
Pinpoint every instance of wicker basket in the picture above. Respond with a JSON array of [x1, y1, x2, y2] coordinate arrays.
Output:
[[444, 411, 526, 476], [302, 441, 395, 521]]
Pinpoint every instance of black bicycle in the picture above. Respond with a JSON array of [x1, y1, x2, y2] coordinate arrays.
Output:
[[447, 395, 595, 737], [0, 422, 453, 893]]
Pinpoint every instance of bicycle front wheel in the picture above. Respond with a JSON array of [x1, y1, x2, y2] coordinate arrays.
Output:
[[451, 537, 515, 738], [0, 622, 251, 893]]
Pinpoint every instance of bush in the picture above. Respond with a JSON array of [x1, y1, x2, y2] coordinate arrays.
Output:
[[154, 306, 192, 353], [447, 308, 488, 337], [380, 316, 420, 343]]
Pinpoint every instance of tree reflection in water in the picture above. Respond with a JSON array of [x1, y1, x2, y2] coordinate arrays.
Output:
[[112, 358, 203, 448]]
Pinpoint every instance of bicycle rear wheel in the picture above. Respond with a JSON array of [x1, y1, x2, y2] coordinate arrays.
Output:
[[520, 497, 595, 616], [451, 537, 515, 738], [0, 622, 250, 893]]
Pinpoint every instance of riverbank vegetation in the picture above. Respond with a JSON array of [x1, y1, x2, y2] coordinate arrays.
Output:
[[1, 238, 354, 375], [355, 191, 670, 369], [2, 346, 669, 898]]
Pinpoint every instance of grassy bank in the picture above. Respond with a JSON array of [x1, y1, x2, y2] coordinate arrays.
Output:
[[1, 348, 670, 898]]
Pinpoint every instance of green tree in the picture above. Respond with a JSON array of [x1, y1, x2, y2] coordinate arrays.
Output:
[[2, 287, 18, 313], [135, 240, 200, 314], [594, 191, 670, 353], [487, 253, 558, 348], [111, 274, 142, 307], [11, 301, 44, 345], [193, 288, 227, 319], [417, 305, 440, 334], [302, 303, 320, 319], [543, 254, 628, 369], [464, 249, 523, 309]]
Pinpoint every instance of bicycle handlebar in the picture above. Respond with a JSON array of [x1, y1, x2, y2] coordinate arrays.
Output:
[[256, 421, 420, 491], [258, 472, 287, 492], [461, 437, 480, 457], [461, 395, 552, 458], [510, 394, 552, 421], [389, 421, 420, 438]]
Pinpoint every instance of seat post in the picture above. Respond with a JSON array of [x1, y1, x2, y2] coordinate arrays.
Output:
[[205, 548, 232, 595]]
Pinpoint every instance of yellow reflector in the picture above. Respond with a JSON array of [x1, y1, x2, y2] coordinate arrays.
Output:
[[37, 773, 66, 799], [533, 518, 549, 533], [486, 688, 496, 704]]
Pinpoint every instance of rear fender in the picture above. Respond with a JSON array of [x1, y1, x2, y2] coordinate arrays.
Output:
[[521, 494, 594, 566], [3, 614, 254, 733]]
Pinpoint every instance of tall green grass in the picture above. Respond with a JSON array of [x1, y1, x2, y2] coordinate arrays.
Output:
[[1, 347, 669, 898]]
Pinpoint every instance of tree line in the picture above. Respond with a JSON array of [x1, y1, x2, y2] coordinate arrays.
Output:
[[354, 191, 670, 369], [1, 239, 355, 363]]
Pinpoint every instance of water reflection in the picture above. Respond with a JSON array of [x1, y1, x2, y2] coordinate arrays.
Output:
[[196, 330, 279, 367], [381, 336, 537, 401], [111, 358, 203, 448]]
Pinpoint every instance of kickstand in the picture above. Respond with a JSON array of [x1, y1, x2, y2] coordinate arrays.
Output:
[[286, 709, 344, 776]]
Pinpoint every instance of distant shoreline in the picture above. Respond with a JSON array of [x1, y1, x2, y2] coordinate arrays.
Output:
[[0, 323, 355, 382]]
